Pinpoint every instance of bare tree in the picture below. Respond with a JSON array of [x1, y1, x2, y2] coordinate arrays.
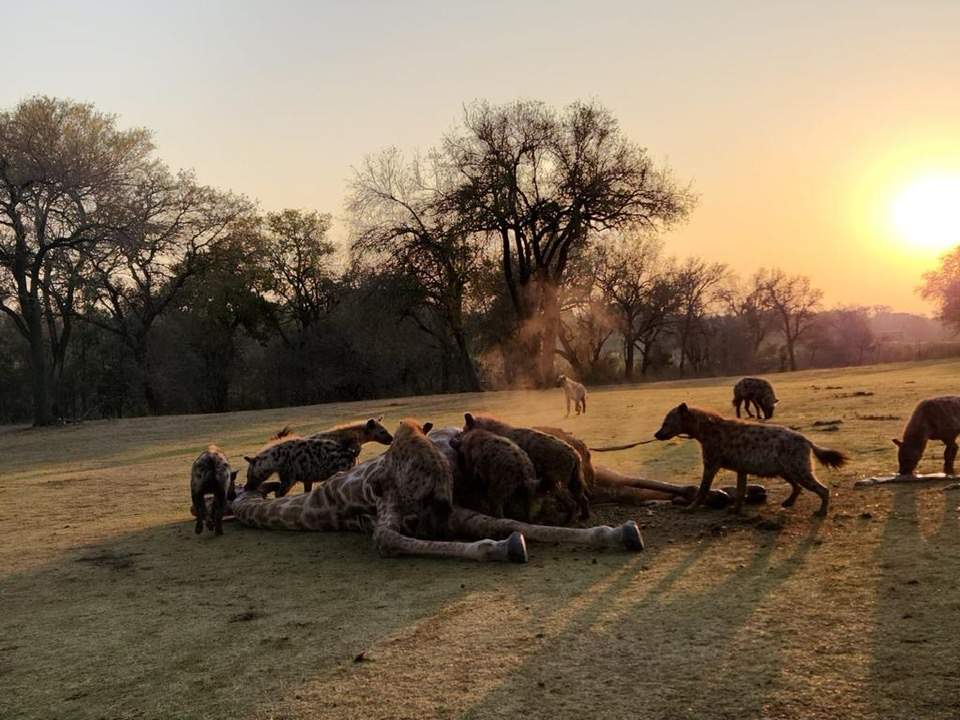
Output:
[[755, 268, 823, 371], [592, 231, 679, 380], [555, 247, 618, 380], [443, 99, 695, 386], [920, 246, 960, 332], [672, 257, 729, 376], [716, 276, 775, 369], [0, 96, 153, 424], [347, 147, 484, 391]]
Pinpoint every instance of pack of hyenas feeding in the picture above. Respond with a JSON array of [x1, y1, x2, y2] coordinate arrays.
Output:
[[190, 376, 960, 563]]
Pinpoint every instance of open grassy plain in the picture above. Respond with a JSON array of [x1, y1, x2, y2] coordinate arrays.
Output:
[[2, 359, 959, 719]]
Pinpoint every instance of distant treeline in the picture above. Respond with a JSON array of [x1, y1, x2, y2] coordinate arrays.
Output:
[[2, 96, 954, 426]]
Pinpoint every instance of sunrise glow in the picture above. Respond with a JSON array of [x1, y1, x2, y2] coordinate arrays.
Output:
[[890, 173, 960, 253]]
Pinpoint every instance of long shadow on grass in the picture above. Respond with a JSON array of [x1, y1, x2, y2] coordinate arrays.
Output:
[[868, 485, 960, 720], [457, 514, 825, 720], [0, 517, 619, 720]]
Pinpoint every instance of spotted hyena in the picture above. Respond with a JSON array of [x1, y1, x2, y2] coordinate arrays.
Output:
[[245, 418, 393, 497], [557, 374, 587, 417], [893, 396, 960, 475], [466, 413, 589, 521], [732, 377, 778, 419], [378, 419, 454, 542], [450, 416, 541, 521], [654, 403, 847, 515], [190, 445, 238, 535]]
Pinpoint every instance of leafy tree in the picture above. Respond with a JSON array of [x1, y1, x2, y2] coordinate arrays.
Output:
[[0, 96, 154, 425], [263, 209, 340, 342], [920, 246, 960, 332], [443, 99, 695, 386], [80, 166, 254, 413]]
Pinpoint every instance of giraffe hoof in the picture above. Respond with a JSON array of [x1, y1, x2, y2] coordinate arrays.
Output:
[[622, 521, 644, 551], [506, 531, 528, 563]]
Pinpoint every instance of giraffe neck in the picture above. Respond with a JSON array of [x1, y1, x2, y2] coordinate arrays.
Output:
[[231, 454, 390, 532]]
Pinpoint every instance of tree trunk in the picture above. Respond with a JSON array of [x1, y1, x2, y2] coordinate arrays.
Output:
[[24, 301, 54, 426], [536, 278, 560, 387]]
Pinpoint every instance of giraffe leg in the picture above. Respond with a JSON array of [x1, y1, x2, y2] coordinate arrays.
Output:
[[592, 464, 698, 501], [448, 506, 643, 551]]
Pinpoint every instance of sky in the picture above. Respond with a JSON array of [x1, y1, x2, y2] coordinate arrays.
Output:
[[5, 0, 960, 315]]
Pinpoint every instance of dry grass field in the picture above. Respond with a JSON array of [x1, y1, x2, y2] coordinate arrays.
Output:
[[2, 359, 959, 720]]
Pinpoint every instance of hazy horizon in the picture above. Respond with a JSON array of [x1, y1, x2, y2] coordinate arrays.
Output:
[[6, 0, 959, 315]]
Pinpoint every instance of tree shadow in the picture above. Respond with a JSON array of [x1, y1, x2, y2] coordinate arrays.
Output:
[[436, 514, 824, 719], [0, 514, 647, 720], [867, 485, 960, 719]]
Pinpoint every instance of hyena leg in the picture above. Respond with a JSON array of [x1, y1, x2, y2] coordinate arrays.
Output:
[[690, 464, 721, 509], [212, 485, 226, 535], [275, 471, 295, 498], [192, 491, 206, 534], [787, 470, 830, 516], [371, 500, 528, 562], [944, 442, 958, 475], [580, 395, 586, 414], [734, 399, 743, 418], [303, 480, 313, 494], [448, 506, 643, 551], [731, 471, 749, 514]]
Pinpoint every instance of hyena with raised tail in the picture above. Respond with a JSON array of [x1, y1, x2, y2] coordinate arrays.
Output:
[[654, 403, 847, 516]]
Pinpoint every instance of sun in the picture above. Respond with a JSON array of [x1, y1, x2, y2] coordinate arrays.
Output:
[[890, 173, 960, 252]]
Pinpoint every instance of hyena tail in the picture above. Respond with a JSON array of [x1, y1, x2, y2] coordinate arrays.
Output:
[[811, 444, 849, 469]]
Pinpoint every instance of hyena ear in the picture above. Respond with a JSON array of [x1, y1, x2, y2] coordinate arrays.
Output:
[[243, 455, 253, 464], [366, 418, 376, 430], [464, 412, 475, 429], [678, 403, 689, 414], [230, 470, 239, 481], [892, 438, 902, 447], [774, 399, 780, 404], [422, 422, 434, 435]]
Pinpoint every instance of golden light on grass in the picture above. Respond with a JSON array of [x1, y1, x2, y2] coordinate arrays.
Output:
[[889, 172, 960, 253]]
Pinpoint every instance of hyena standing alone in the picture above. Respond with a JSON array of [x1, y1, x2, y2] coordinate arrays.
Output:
[[732, 377, 778, 419], [557, 374, 587, 417], [654, 403, 847, 515], [190, 445, 238, 535], [893, 396, 960, 476]]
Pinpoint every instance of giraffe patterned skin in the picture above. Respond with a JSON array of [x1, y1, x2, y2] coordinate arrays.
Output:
[[228, 421, 643, 562]]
